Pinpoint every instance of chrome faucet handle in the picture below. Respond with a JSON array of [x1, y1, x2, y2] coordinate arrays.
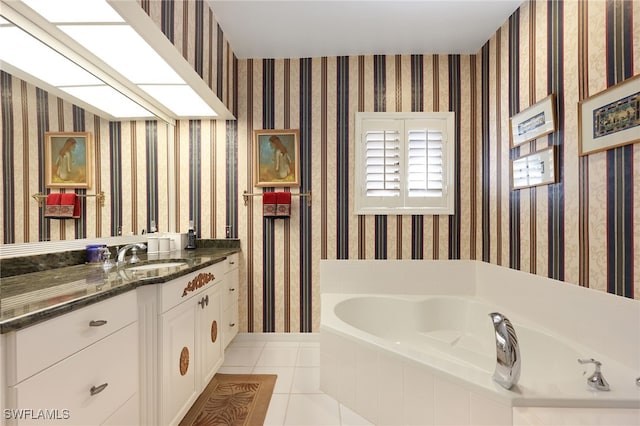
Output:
[[129, 247, 140, 264], [100, 248, 114, 271], [578, 358, 610, 391]]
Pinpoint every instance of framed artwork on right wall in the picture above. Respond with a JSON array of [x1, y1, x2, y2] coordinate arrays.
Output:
[[510, 94, 557, 148], [579, 74, 640, 156]]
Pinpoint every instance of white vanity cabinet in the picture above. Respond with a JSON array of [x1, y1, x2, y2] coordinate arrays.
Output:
[[222, 253, 239, 348], [139, 261, 225, 426], [3, 292, 139, 426]]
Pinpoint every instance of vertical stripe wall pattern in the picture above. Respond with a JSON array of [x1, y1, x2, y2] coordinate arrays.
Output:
[[605, 0, 634, 298], [0, 75, 173, 241], [1, 1, 237, 243], [410, 55, 424, 260], [144, 0, 237, 237], [509, 11, 521, 270], [145, 121, 159, 233], [262, 59, 276, 332], [233, 0, 639, 332], [1, 0, 639, 333], [1, 71, 15, 244], [547, 0, 565, 282], [336, 57, 350, 259]]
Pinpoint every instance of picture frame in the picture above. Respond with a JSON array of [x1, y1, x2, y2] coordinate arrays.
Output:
[[254, 129, 300, 187], [511, 146, 557, 190], [579, 74, 640, 156], [510, 94, 557, 148], [44, 132, 92, 189]]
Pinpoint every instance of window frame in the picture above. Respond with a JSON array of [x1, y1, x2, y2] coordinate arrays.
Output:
[[354, 111, 456, 216]]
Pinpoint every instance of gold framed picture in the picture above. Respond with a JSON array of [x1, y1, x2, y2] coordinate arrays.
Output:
[[579, 74, 640, 156], [510, 94, 557, 148], [44, 132, 92, 189], [254, 129, 300, 187]]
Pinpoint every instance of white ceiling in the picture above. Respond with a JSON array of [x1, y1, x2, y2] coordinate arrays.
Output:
[[209, 0, 524, 59]]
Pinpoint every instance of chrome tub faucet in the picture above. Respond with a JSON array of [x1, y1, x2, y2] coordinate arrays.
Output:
[[489, 312, 521, 390], [578, 358, 610, 391]]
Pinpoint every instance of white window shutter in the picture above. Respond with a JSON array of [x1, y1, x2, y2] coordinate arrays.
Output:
[[404, 118, 450, 210], [355, 112, 455, 215], [355, 119, 404, 211], [364, 129, 401, 197], [407, 128, 445, 197]]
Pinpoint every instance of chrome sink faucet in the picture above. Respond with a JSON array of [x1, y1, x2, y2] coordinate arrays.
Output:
[[489, 312, 521, 390], [116, 243, 147, 267]]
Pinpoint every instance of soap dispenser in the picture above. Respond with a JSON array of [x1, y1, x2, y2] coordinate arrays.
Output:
[[185, 220, 197, 250]]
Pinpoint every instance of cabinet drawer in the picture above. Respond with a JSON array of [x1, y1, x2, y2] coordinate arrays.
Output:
[[222, 275, 238, 309], [7, 292, 137, 385], [222, 305, 238, 348], [159, 263, 224, 313], [10, 322, 138, 426], [225, 253, 239, 272], [101, 393, 138, 426]]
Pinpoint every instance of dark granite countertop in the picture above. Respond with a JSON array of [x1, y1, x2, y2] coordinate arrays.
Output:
[[0, 241, 240, 333]]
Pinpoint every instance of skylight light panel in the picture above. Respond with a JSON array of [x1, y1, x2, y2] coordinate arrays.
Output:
[[21, 0, 124, 23], [62, 85, 154, 118], [139, 85, 217, 117], [0, 26, 102, 87], [59, 24, 185, 85]]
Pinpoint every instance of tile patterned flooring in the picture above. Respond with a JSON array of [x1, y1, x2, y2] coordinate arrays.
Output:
[[219, 333, 372, 426]]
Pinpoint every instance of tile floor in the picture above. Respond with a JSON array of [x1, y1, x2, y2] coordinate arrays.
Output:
[[219, 333, 372, 426]]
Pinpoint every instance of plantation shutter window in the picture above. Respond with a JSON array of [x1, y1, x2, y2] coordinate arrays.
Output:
[[355, 112, 455, 215], [364, 128, 401, 197], [407, 126, 445, 197]]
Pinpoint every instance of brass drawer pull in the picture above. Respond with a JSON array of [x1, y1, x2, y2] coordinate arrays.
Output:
[[229, 323, 236, 327], [89, 320, 108, 327], [229, 288, 236, 292], [90, 383, 108, 396]]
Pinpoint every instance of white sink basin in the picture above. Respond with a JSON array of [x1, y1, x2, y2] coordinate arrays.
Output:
[[127, 262, 186, 271]]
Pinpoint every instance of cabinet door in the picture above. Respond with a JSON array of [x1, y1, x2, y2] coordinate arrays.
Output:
[[160, 301, 197, 426], [198, 286, 222, 389]]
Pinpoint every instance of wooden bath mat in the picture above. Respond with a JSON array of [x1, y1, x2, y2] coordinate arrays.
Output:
[[179, 373, 277, 426]]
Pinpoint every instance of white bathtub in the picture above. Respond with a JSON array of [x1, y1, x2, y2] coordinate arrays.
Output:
[[320, 260, 640, 426]]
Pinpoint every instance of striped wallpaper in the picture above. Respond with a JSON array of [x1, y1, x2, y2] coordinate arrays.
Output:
[[1, 1, 638, 334], [0, 0, 235, 243]]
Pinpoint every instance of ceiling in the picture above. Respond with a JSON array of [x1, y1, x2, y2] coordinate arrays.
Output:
[[209, 0, 524, 59]]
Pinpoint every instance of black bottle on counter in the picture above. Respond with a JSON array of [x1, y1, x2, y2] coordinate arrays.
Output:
[[185, 221, 197, 250]]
